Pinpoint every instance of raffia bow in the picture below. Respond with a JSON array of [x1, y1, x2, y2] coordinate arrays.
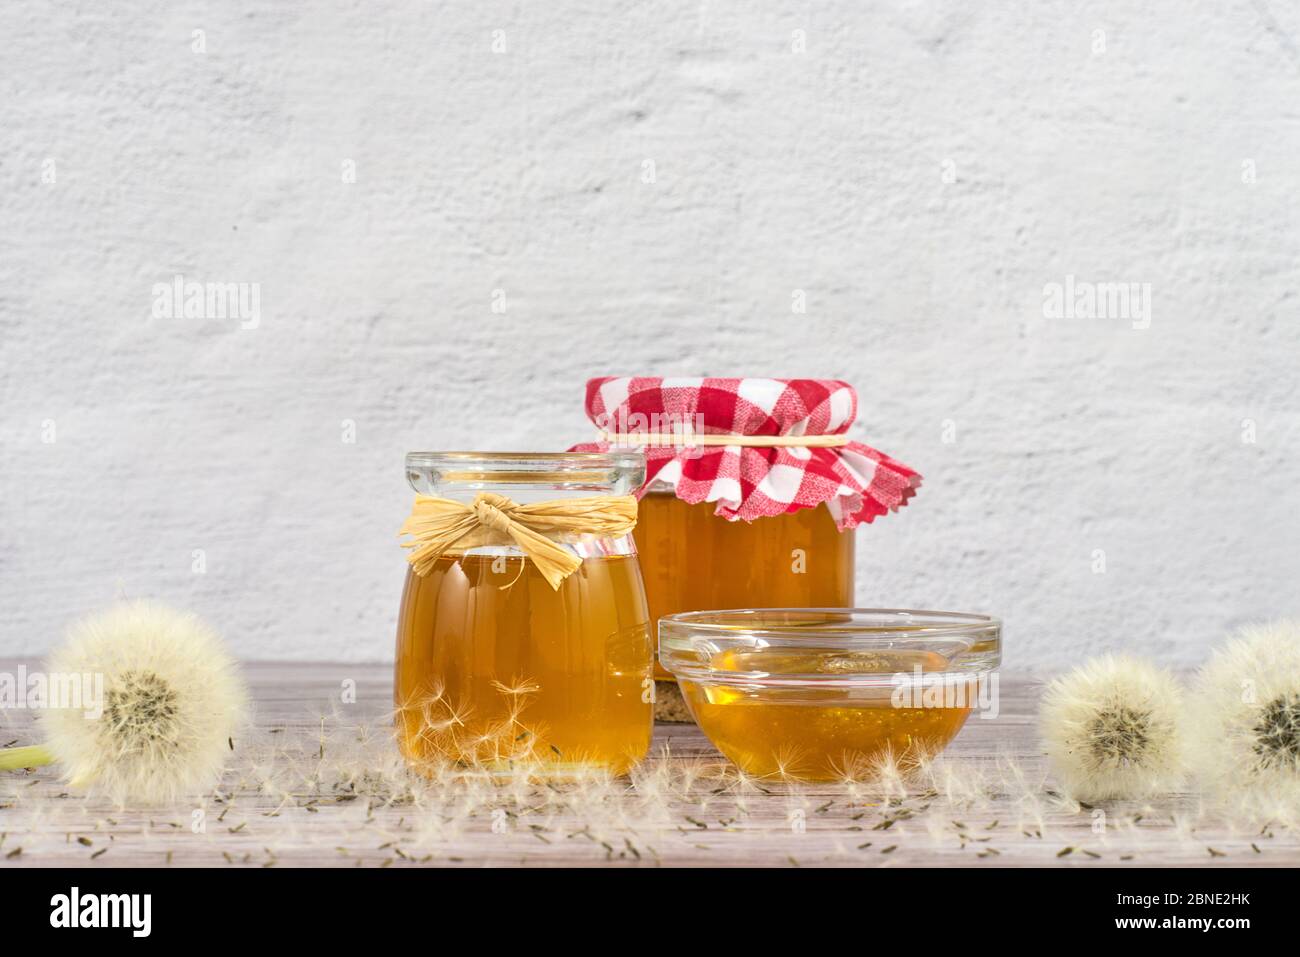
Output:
[[398, 492, 639, 589]]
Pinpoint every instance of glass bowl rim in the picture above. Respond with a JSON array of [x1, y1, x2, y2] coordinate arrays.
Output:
[[659, 607, 1001, 642], [657, 607, 1001, 686]]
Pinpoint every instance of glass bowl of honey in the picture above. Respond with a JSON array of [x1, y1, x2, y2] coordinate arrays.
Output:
[[658, 609, 1001, 781]]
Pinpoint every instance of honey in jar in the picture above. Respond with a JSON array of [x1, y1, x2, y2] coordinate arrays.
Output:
[[635, 489, 854, 680], [394, 452, 653, 775]]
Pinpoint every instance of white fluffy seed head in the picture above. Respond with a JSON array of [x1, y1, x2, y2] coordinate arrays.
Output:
[[1039, 655, 1186, 802], [1190, 620, 1300, 806], [38, 601, 249, 805]]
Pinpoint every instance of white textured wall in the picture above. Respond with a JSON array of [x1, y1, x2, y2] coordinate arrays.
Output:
[[1, 2, 1297, 669]]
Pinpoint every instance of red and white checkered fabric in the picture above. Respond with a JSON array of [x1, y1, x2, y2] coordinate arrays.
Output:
[[572, 376, 920, 528]]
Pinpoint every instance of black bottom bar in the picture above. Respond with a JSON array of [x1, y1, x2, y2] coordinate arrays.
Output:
[[0, 865, 1277, 941]]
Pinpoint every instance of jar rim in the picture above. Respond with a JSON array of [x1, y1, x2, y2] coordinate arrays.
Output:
[[405, 450, 645, 493], [407, 450, 644, 467]]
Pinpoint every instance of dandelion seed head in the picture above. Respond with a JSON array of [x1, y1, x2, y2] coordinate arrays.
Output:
[[1252, 693, 1300, 768], [38, 601, 248, 805], [1039, 655, 1186, 802], [1191, 620, 1300, 813]]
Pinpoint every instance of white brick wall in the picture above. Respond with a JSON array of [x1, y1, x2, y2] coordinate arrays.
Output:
[[1, 2, 1297, 667]]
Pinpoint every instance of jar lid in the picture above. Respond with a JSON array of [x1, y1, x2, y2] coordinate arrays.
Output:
[[572, 376, 920, 528]]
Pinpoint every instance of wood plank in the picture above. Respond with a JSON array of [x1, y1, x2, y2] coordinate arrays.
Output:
[[0, 662, 1294, 867]]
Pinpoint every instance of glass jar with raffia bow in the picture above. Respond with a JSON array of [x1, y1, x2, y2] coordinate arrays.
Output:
[[395, 451, 653, 776]]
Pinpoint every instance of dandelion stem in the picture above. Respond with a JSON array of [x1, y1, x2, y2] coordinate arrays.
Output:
[[0, 744, 55, 772]]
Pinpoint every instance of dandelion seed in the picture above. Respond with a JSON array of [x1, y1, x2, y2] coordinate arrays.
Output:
[[490, 678, 540, 698]]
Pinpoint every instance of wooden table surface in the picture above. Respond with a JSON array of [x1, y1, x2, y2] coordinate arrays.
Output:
[[1, 662, 1295, 867]]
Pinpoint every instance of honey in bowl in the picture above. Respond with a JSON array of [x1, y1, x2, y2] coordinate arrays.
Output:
[[658, 609, 1001, 782], [678, 648, 974, 781], [395, 554, 652, 775]]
